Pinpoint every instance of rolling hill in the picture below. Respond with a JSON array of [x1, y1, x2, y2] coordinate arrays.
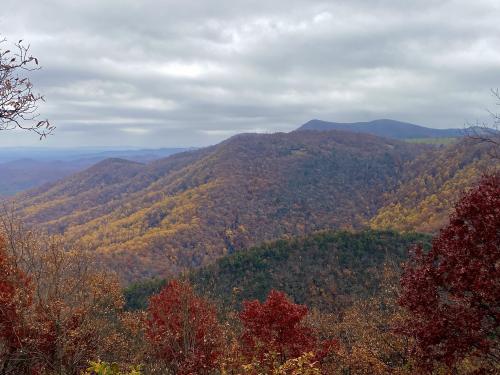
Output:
[[188, 230, 431, 312], [0, 148, 189, 196], [14, 130, 425, 281], [124, 230, 431, 312], [0, 159, 86, 196], [0, 147, 189, 164], [297, 119, 466, 140]]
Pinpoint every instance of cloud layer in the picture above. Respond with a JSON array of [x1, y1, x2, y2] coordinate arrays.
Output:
[[1, 0, 499, 147]]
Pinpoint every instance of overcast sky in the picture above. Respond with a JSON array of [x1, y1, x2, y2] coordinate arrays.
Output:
[[1, 0, 499, 148]]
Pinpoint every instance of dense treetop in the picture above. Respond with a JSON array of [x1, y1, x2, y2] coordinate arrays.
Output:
[[125, 230, 431, 312], [399, 173, 500, 371]]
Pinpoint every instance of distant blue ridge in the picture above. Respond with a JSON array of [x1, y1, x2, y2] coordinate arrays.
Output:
[[296, 118, 482, 140]]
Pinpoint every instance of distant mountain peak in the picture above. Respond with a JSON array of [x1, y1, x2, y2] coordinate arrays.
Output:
[[297, 119, 465, 140]]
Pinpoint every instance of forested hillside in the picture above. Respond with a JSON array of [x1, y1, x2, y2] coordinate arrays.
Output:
[[370, 140, 497, 232], [14, 131, 424, 280], [12, 132, 497, 281], [3, 172, 497, 374], [125, 230, 431, 312]]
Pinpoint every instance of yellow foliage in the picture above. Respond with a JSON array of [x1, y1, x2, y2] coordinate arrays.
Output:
[[237, 352, 322, 375], [370, 141, 497, 233], [84, 360, 141, 375]]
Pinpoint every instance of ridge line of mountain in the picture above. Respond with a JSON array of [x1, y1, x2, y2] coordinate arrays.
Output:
[[295, 118, 486, 140]]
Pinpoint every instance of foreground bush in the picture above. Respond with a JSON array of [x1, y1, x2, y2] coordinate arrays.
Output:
[[146, 280, 223, 374], [0, 221, 128, 375], [239, 289, 336, 371], [399, 174, 500, 372]]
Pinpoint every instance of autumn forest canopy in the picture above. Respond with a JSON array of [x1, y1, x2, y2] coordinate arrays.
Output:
[[1, 5, 500, 373]]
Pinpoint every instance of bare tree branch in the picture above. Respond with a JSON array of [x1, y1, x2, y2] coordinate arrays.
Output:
[[465, 88, 500, 159], [0, 37, 54, 139]]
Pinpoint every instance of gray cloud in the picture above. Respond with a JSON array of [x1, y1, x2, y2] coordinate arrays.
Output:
[[1, 0, 499, 147]]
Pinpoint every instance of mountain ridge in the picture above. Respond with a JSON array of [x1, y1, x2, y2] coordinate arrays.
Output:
[[12, 129, 496, 282], [14, 130, 425, 280], [0, 148, 190, 196], [297, 118, 466, 139]]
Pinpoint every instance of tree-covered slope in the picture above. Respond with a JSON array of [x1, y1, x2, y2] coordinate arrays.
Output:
[[370, 140, 498, 233], [125, 230, 431, 312], [15, 131, 424, 281]]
